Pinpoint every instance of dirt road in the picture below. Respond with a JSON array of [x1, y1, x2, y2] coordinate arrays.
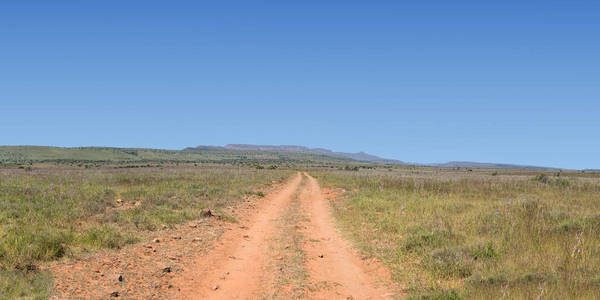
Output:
[[175, 172, 396, 299], [174, 173, 303, 299], [300, 173, 395, 299]]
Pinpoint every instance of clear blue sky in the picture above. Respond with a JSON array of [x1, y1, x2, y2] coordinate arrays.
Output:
[[1, 1, 599, 169]]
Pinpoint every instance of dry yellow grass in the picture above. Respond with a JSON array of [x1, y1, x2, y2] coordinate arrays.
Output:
[[312, 168, 600, 299], [0, 165, 290, 298]]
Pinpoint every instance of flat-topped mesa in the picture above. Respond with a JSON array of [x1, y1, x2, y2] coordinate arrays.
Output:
[[185, 144, 406, 164]]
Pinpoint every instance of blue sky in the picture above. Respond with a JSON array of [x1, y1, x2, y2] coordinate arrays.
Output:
[[1, 1, 599, 169]]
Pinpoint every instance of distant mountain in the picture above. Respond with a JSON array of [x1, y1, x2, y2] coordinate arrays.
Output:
[[0, 145, 361, 164], [428, 161, 562, 171], [185, 144, 405, 164], [185, 145, 572, 169], [1, 145, 576, 170]]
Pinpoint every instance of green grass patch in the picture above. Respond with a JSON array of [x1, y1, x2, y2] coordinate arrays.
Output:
[[0, 269, 52, 300]]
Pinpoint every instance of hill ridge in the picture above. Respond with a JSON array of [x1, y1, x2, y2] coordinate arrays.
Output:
[[0, 145, 572, 170], [185, 144, 404, 164]]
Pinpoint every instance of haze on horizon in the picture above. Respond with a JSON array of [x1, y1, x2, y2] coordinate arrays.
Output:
[[1, 1, 599, 170]]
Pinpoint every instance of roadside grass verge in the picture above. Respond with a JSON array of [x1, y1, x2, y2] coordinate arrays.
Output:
[[0, 166, 291, 298], [312, 169, 600, 299]]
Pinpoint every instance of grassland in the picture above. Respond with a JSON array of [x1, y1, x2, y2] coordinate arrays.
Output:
[[313, 168, 600, 299], [3, 155, 599, 299], [0, 165, 290, 299]]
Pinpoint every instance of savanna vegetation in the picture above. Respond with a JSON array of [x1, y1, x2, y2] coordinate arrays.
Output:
[[313, 168, 600, 299], [0, 165, 290, 299], [3, 155, 599, 299]]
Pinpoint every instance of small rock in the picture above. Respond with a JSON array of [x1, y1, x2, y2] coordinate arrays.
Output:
[[192, 238, 202, 242], [115, 198, 123, 204], [318, 254, 324, 258], [110, 291, 119, 297], [172, 236, 182, 240], [116, 274, 123, 282], [162, 266, 172, 273], [228, 256, 236, 260], [212, 284, 219, 291], [25, 264, 38, 271], [243, 235, 249, 239], [143, 244, 153, 249], [152, 238, 160, 243], [188, 222, 198, 228], [202, 208, 213, 217], [225, 271, 230, 275]]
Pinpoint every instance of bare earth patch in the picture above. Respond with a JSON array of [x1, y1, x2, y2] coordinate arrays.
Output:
[[45, 178, 287, 299], [46, 217, 222, 299]]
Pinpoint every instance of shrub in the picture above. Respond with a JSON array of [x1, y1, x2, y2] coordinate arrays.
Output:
[[0, 269, 52, 300], [79, 225, 138, 249], [517, 271, 555, 283], [532, 173, 570, 187], [466, 272, 508, 286], [468, 242, 498, 260], [425, 248, 473, 278], [533, 173, 550, 184], [410, 289, 463, 300], [0, 227, 73, 269], [555, 218, 585, 233], [402, 227, 461, 252]]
